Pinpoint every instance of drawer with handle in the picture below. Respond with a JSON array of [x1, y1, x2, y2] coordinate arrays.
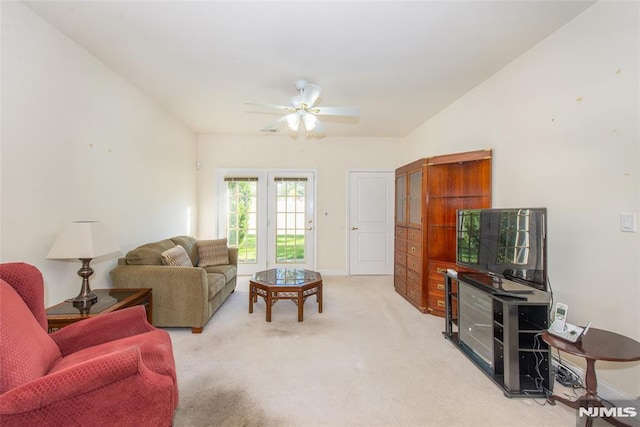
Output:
[[406, 269, 421, 288], [428, 296, 447, 314], [394, 278, 407, 295], [407, 228, 422, 243], [406, 254, 422, 274], [406, 283, 422, 306], [407, 241, 422, 258]]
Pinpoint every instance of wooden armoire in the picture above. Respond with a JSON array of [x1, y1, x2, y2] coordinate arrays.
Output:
[[394, 149, 492, 316]]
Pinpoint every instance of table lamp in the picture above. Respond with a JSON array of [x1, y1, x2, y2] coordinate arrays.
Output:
[[47, 221, 121, 305]]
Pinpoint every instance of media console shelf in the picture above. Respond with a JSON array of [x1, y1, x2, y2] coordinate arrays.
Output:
[[443, 271, 552, 398]]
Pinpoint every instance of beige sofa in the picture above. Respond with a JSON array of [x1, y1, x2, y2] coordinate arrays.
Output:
[[109, 236, 237, 333]]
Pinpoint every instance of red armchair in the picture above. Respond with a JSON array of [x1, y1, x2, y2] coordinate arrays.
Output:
[[0, 262, 178, 426]]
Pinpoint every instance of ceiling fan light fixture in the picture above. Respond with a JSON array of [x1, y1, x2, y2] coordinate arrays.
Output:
[[303, 112, 317, 131], [286, 113, 300, 131]]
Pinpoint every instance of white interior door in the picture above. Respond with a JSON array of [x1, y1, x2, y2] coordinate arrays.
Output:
[[349, 171, 395, 275]]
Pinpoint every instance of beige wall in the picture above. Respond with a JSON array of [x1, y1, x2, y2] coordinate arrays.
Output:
[[1, 2, 198, 306], [197, 135, 406, 273], [407, 1, 640, 396]]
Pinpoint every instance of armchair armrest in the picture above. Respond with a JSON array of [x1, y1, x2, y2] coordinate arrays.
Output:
[[50, 306, 154, 356], [0, 346, 169, 414]]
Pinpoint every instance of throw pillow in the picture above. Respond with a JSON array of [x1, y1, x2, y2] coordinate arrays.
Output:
[[197, 238, 229, 267], [160, 245, 193, 267]]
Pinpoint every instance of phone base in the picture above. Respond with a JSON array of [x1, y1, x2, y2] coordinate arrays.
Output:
[[549, 323, 584, 342]]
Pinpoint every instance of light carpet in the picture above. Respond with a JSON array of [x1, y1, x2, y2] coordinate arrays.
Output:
[[168, 275, 576, 426]]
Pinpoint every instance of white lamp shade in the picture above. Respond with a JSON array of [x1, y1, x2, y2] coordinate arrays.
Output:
[[47, 221, 121, 259]]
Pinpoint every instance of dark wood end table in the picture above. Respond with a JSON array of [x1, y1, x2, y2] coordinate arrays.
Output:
[[249, 268, 322, 322], [542, 328, 640, 427], [46, 288, 152, 332]]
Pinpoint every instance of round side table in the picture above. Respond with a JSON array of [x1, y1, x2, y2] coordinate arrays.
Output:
[[541, 328, 640, 427]]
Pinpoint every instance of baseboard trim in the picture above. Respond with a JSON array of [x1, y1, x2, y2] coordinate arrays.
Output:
[[316, 269, 348, 276], [551, 357, 635, 401]]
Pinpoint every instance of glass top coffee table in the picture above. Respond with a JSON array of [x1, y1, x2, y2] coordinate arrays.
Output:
[[249, 268, 323, 322]]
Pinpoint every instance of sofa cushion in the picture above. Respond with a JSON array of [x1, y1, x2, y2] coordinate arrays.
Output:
[[126, 239, 176, 265], [197, 239, 230, 267], [204, 264, 237, 283], [206, 273, 227, 300], [170, 236, 198, 266], [0, 280, 62, 393], [160, 245, 193, 267]]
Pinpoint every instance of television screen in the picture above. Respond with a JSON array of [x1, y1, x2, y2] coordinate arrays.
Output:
[[456, 209, 482, 270], [457, 208, 547, 291]]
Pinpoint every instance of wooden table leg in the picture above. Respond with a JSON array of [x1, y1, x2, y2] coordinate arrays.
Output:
[[266, 291, 272, 322], [318, 284, 323, 313], [298, 291, 304, 322], [249, 284, 254, 314], [582, 359, 598, 427]]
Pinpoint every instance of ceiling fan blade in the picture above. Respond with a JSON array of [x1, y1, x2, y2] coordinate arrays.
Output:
[[260, 115, 289, 131], [245, 101, 295, 112], [312, 118, 326, 134], [311, 106, 360, 117], [301, 84, 321, 107]]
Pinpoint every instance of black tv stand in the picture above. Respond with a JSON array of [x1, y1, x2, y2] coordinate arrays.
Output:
[[492, 291, 529, 300], [443, 271, 552, 398]]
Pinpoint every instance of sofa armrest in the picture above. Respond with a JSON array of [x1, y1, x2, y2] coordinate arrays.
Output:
[[0, 347, 170, 414], [110, 265, 209, 327], [50, 306, 154, 356], [228, 247, 238, 266]]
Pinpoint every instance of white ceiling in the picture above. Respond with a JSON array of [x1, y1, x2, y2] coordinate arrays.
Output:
[[25, 1, 595, 137]]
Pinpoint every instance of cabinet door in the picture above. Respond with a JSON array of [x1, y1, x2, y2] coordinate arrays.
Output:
[[395, 174, 406, 224], [408, 169, 422, 227]]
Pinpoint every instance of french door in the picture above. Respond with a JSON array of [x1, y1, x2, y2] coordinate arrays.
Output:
[[219, 170, 315, 275]]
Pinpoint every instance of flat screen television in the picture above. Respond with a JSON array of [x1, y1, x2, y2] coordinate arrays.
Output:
[[457, 208, 548, 291]]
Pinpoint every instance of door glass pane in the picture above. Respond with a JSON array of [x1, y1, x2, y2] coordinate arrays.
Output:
[[275, 178, 307, 263], [396, 175, 406, 223], [225, 178, 258, 264], [409, 170, 422, 225]]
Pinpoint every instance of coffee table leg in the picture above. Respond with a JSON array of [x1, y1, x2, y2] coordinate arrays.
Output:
[[266, 291, 272, 322], [249, 284, 254, 314], [318, 284, 323, 313], [297, 291, 304, 322]]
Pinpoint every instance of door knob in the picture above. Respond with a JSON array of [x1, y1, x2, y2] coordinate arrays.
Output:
[[351, 226, 359, 230], [306, 227, 313, 231]]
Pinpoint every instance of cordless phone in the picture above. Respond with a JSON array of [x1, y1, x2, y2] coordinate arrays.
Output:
[[548, 303, 589, 343], [552, 303, 567, 333]]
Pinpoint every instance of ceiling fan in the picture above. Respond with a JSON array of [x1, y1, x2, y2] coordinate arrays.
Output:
[[245, 80, 360, 136]]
